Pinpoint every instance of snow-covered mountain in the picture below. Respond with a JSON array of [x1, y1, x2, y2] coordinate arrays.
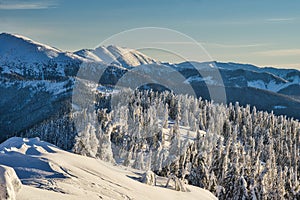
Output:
[[0, 137, 216, 200], [1, 32, 300, 142], [0, 33, 83, 63], [176, 61, 300, 94], [0, 32, 298, 94], [0, 33, 156, 79], [0, 33, 85, 78], [74, 45, 156, 68]]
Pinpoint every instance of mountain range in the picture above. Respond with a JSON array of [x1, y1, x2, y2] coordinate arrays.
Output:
[[1, 33, 300, 142]]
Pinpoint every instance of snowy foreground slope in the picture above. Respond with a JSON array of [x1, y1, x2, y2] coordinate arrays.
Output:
[[0, 137, 216, 200]]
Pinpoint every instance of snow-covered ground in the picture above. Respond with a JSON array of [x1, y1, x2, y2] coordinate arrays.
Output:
[[184, 75, 219, 85], [247, 80, 290, 92], [0, 137, 216, 200]]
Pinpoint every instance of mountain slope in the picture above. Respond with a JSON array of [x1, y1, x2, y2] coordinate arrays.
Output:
[[176, 61, 296, 93], [0, 78, 73, 142], [0, 33, 84, 78], [0, 33, 85, 63], [74, 45, 156, 68], [0, 137, 216, 200]]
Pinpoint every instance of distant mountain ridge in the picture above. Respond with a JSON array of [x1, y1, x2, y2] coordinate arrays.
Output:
[[1, 32, 300, 141], [0, 33, 156, 78], [74, 45, 156, 68]]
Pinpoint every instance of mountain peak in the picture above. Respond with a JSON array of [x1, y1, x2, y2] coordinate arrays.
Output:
[[75, 45, 156, 68], [0, 32, 27, 40], [0, 32, 34, 41], [0, 33, 86, 66], [0, 32, 62, 63], [0, 33, 62, 53]]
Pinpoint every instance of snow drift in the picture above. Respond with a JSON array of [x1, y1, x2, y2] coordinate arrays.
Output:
[[0, 137, 216, 200]]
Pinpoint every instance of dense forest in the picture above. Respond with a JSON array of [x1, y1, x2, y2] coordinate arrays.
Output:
[[24, 89, 300, 200]]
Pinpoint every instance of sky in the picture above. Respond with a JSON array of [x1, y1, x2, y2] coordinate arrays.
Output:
[[0, 0, 300, 69]]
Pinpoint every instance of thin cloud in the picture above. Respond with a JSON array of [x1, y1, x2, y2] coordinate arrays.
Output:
[[205, 42, 267, 48], [269, 63, 300, 69], [147, 41, 267, 48], [0, 0, 57, 10], [147, 41, 197, 45], [256, 49, 300, 56], [216, 17, 297, 26], [265, 18, 296, 22]]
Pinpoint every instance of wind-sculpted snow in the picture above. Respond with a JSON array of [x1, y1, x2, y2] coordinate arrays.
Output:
[[0, 137, 64, 181], [0, 137, 216, 200]]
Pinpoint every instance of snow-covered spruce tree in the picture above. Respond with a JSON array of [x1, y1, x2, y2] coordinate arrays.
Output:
[[189, 151, 210, 189], [22, 111, 76, 150], [163, 105, 169, 129], [182, 109, 189, 127], [133, 151, 145, 170], [73, 122, 99, 158], [96, 124, 114, 163], [167, 123, 181, 176], [151, 141, 162, 171], [33, 89, 299, 199]]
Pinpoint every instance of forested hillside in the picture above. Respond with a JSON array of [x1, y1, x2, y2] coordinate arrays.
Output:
[[24, 90, 300, 199]]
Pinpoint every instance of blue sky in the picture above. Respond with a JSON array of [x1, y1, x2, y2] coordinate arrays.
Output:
[[0, 0, 300, 68]]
